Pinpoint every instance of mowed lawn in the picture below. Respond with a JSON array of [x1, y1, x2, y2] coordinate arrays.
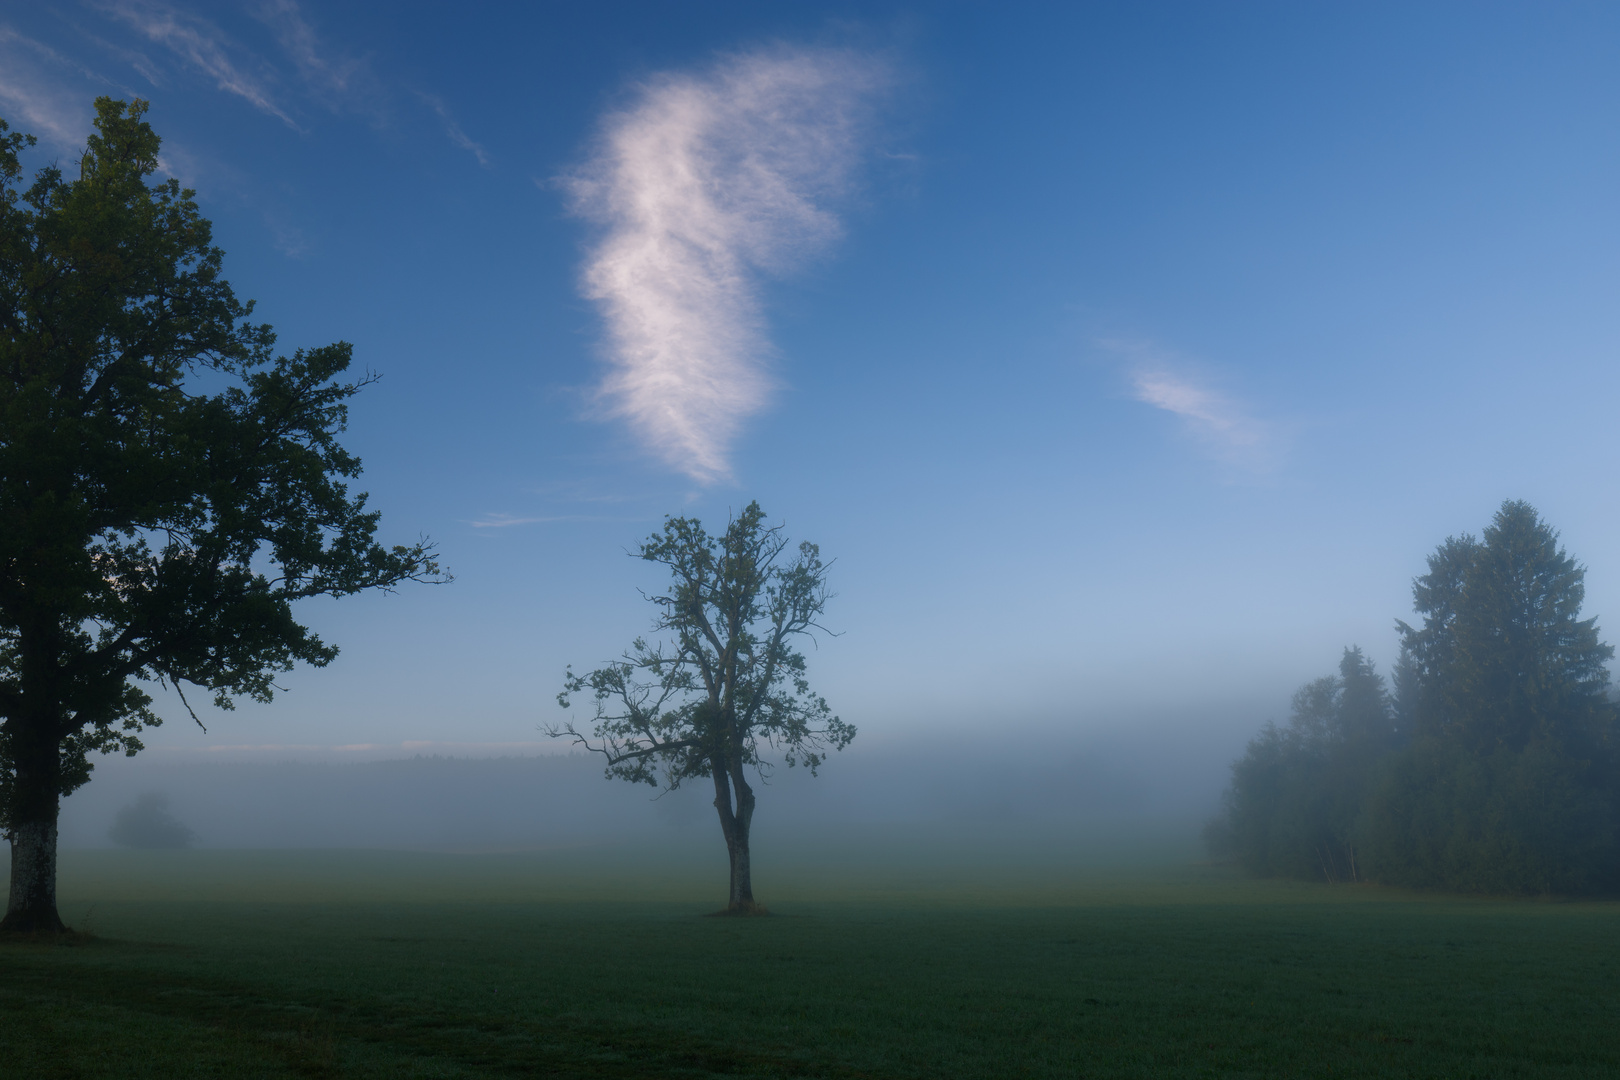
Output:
[[2, 838, 1618, 1079]]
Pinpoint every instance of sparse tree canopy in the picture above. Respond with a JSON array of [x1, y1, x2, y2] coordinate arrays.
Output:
[[0, 99, 443, 932], [552, 502, 852, 912]]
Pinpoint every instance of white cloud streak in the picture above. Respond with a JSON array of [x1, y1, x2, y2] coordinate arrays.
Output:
[[0, 76, 88, 151], [469, 513, 633, 529], [565, 46, 885, 482], [0, 28, 98, 149], [101, 0, 299, 128], [1125, 360, 1279, 473]]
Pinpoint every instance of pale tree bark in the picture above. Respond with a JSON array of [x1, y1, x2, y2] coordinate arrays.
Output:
[[2, 718, 66, 933], [5, 820, 63, 933]]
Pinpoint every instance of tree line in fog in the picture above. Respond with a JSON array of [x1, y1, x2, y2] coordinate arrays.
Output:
[[1208, 500, 1620, 895]]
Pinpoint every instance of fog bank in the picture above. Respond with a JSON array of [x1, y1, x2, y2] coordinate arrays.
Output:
[[57, 720, 1251, 852]]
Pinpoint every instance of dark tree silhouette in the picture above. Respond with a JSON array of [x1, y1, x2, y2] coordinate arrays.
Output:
[[551, 503, 852, 913], [1368, 500, 1620, 893], [0, 100, 444, 933], [1395, 500, 1614, 751], [1213, 501, 1620, 895]]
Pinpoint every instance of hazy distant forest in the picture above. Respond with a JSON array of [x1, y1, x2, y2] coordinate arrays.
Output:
[[1208, 499, 1620, 895]]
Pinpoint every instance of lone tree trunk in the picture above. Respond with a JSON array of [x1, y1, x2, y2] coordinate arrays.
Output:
[[2, 718, 66, 934], [711, 762, 759, 912]]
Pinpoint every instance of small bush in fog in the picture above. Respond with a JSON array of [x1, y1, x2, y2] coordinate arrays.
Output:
[[1211, 500, 1620, 895], [108, 793, 196, 849]]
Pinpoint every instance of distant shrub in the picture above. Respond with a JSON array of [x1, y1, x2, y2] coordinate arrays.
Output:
[[108, 792, 196, 849]]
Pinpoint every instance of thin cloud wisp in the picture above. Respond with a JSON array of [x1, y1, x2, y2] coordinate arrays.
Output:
[[1129, 365, 1279, 474]]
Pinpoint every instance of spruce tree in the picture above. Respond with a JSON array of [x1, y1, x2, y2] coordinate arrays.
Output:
[[1368, 501, 1619, 893]]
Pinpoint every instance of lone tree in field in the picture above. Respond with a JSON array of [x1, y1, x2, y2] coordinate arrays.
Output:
[[0, 100, 442, 933], [552, 503, 852, 913]]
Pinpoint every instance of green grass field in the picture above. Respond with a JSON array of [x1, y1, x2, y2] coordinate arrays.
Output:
[[3, 831, 1618, 1079]]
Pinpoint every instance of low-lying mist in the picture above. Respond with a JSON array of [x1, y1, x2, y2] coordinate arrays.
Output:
[[56, 716, 1256, 855]]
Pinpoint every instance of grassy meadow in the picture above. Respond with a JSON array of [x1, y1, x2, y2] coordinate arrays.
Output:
[[3, 829, 1618, 1079]]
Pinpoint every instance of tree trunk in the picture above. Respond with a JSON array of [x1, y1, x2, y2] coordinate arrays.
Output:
[[3, 818, 63, 933], [2, 705, 67, 934], [711, 762, 759, 912]]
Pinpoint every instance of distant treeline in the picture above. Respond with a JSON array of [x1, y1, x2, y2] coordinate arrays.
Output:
[[1207, 500, 1620, 895]]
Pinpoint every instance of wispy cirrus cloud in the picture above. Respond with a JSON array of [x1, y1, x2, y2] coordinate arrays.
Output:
[[100, 0, 299, 128], [0, 74, 89, 151], [565, 45, 888, 482], [0, 27, 100, 149], [256, 0, 382, 117], [471, 514, 557, 529], [469, 513, 617, 529], [1107, 341, 1282, 474], [417, 91, 490, 167], [257, 0, 350, 94]]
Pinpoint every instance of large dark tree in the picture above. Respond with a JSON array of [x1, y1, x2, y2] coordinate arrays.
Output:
[[1366, 500, 1619, 893], [1213, 501, 1620, 895], [552, 503, 852, 913], [1394, 500, 1614, 751], [0, 100, 441, 932]]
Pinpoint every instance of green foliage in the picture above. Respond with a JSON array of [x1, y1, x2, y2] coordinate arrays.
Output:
[[0, 99, 443, 835], [1369, 501, 1620, 893], [1210, 647, 1395, 881], [554, 501, 849, 909], [554, 502, 852, 789], [1396, 500, 1615, 751], [1361, 737, 1617, 894], [1213, 500, 1620, 895]]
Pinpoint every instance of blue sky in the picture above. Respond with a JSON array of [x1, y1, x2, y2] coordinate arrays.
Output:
[[6, 2, 1620, 760]]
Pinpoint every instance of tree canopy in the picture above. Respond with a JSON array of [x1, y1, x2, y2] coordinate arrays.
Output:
[[0, 99, 442, 932], [1209, 647, 1396, 882], [1211, 500, 1620, 895], [1396, 500, 1614, 751], [553, 502, 852, 912]]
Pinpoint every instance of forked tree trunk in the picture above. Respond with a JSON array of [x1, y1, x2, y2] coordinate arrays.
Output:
[[2, 725, 66, 933], [711, 763, 759, 911]]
